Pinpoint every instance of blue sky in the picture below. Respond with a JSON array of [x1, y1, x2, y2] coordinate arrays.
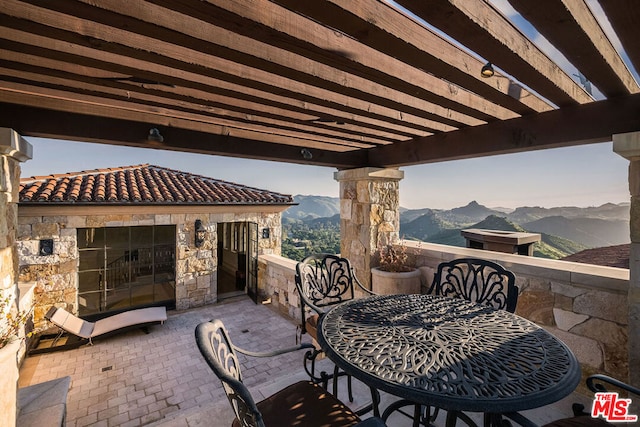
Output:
[[21, 138, 629, 210]]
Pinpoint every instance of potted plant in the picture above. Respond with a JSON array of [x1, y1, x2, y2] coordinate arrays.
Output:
[[371, 243, 422, 295]]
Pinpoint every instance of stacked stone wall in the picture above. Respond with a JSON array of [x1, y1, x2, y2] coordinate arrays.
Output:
[[260, 248, 629, 388]]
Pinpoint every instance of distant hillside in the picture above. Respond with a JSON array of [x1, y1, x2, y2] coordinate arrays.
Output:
[[420, 215, 588, 259], [400, 210, 455, 240], [282, 196, 629, 260], [507, 203, 629, 223], [283, 195, 340, 219], [522, 216, 629, 248]]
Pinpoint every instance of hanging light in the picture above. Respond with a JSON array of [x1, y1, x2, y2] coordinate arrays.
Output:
[[148, 128, 164, 143], [481, 62, 495, 78]]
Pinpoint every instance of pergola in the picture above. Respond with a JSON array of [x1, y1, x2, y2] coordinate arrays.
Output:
[[1, 0, 640, 388], [1, 0, 639, 167]]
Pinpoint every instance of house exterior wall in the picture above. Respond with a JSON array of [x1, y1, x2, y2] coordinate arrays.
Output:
[[16, 205, 284, 329]]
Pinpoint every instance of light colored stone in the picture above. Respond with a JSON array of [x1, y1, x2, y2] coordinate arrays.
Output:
[[546, 327, 603, 369], [553, 308, 588, 331], [574, 291, 628, 324]]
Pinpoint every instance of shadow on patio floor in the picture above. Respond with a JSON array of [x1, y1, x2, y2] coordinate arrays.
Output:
[[19, 296, 591, 427]]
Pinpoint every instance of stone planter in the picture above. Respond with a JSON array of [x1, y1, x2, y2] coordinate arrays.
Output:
[[0, 339, 20, 427], [371, 267, 422, 295]]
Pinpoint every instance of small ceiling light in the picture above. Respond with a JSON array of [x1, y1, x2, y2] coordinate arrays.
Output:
[[301, 148, 313, 160], [481, 62, 495, 78], [194, 219, 206, 248], [148, 128, 164, 143]]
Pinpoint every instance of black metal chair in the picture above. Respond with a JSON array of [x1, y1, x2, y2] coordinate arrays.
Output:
[[195, 319, 387, 427], [429, 257, 518, 312], [383, 258, 518, 426], [295, 253, 375, 401]]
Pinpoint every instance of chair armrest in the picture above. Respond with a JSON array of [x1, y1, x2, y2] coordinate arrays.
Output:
[[352, 268, 376, 295], [587, 374, 640, 396], [233, 342, 316, 358]]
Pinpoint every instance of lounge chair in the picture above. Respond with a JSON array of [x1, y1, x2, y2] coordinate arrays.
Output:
[[40, 306, 167, 349]]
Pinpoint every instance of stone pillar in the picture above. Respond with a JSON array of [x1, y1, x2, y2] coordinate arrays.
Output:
[[613, 132, 640, 388], [334, 167, 404, 291], [0, 128, 32, 427]]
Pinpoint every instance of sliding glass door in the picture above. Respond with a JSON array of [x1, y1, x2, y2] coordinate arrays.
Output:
[[77, 225, 176, 317]]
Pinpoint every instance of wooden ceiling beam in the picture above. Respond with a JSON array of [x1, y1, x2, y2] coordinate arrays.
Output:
[[7, 0, 478, 129], [0, 86, 363, 153], [367, 93, 640, 167], [0, 102, 366, 168], [0, 55, 406, 147], [394, 0, 593, 106], [0, 11, 448, 136], [508, 0, 638, 98], [272, 0, 553, 115], [147, 0, 517, 123], [598, 0, 640, 82], [0, 72, 387, 149]]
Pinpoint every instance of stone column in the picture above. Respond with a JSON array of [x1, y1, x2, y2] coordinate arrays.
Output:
[[0, 128, 32, 427], [613, 132, 640, 388], [334, 167, 404, 291]]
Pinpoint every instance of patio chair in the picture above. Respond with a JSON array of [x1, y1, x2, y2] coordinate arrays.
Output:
[[428, 257, 518, 312], [195, 319, 387, 427], [383, 258, 518, 426], [295, 253, 375, 401], [42, 305, 167, 348]]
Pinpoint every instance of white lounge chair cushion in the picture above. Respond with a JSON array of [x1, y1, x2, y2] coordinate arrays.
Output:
[[48, 306, 167, 339], [91, 307, 167, 337], [48, 307, 94, 339]]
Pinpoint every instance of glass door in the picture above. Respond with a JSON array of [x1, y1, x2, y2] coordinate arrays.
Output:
[[78, 225, 176, 317], [247, 222, 258, 303]]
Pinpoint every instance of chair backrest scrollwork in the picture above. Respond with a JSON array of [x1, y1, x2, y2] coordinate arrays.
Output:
[[295, 254, 363, 334], [195, 320, 265, 427], [429, 258, 518, 313]]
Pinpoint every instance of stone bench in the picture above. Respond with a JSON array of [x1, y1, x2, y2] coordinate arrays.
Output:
[[17, 376, 70, 427]]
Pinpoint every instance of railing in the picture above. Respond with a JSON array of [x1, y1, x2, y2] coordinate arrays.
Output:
[[258, 241, 630, 388]]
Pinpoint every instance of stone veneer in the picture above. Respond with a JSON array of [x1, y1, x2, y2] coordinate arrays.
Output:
[[16, 206, 284, 329], [259, 240, 630, 388], [334, 168, 404, 290], [613, 131, 640, 388], [0, 128, 32, 427]]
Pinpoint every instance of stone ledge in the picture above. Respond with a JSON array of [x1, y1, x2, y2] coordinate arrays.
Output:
[[18, 376, 70, 427]]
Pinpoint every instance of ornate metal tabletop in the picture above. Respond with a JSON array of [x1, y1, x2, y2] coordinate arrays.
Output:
[[317, 294, 581, 414]]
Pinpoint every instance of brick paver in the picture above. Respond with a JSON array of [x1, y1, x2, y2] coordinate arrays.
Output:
[[19, 296, 589, 426]]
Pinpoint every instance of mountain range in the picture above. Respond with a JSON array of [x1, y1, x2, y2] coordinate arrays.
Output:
[[284, 196, 630, 258]]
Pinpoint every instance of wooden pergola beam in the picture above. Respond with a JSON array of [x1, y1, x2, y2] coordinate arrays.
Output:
[[394, 0, 593, 106], [509, 0, 639, 98], [0, 103, 366, 168], [0, 5, 452, 136], [273, 0, 553, 115], [597, 0, 640, 84], [6, 0, 478, 129], [367, 93, 640, 167]]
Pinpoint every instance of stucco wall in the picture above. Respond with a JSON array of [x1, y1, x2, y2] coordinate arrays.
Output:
[[17, 207, 283, 329]]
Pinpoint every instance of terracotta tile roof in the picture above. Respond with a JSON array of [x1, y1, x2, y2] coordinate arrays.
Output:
[[19, 164, 294, 205], [562, 244, 630, 269]]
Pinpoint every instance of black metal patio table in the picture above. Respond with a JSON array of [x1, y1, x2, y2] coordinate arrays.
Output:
[[316, 294, 581, 427]]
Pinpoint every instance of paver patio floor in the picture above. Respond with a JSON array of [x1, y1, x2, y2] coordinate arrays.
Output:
[[19, 296, 591, 427]]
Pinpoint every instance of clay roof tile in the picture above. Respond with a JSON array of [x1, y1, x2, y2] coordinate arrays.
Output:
[[19, 164, 293, 206]]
